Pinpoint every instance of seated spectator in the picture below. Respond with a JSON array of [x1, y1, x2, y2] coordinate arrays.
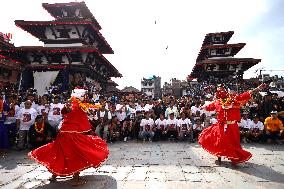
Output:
[[264, 111, 284, 144], [178, 112, 193, 142], [108, 116, 120, 142], [239, 112, 252, 143], [140, 111, 154, 142], [121, 116, 132, 142], [166, 112, 179, 141], [249, 114, 264, 142], [95, 102, 112, 140], [132, 110, 143, 140], [28, 115, 55, 149], [153, 113, 167, 141], [192, 119, 203, 141]]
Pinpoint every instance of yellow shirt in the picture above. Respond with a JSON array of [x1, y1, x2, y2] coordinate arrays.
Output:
[[264, 117, 284, 132]]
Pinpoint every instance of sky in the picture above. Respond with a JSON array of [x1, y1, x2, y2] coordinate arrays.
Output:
[[1, 0, 284, 90]]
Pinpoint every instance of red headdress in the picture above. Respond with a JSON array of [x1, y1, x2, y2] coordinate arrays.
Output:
[[216, 84, 228, 99]]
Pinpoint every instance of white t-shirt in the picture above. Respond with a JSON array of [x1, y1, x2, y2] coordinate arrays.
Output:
[[155, 118, 168, 130], [4, 104, 20, 124], [98, 110, 112, 120], [140, 118, 154, 131], [239, 118, 252, 129], [16, 108, 37, 130], [165, 107, 179, 119], [48, 103, 64, 121], [210, 117, 218, 125], [167, 118, 179, 130], [191, 105, 202, 115], [193, 123, 204, 131], [36, 105, 49, 116], [178, 118, 192, 131], [250, 121, 264, 131]]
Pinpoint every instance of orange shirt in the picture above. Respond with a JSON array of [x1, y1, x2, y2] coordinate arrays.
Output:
[[264, 117, 284, 132]]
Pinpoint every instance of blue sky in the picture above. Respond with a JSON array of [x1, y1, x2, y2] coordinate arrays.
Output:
[[0, 0, 283, 89]]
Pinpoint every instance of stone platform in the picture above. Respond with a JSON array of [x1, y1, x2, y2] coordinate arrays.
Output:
[[0, 142, 284, 189]]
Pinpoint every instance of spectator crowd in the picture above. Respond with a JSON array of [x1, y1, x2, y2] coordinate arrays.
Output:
[[0, 78, 284, 152]]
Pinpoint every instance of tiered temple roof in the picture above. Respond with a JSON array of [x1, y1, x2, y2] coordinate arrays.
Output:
[[0, 1, 121, 88], [189, 31, 261, 80]]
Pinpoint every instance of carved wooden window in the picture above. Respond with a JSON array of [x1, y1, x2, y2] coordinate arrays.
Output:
[[57, 28, 72, 38], [31, 53, 43, 64]]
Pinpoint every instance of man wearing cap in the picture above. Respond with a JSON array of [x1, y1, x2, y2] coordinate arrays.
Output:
[[264, 111, 284, 144], [28, 115, 55, 149]]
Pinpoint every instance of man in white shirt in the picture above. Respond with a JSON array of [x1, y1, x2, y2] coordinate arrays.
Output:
[[166, 112, 179, 141], [36, 95, 49, 120], [165, 101, 179, 119], [249, 114, 264, 142], [238, 112, 252, 143], [178, 112, 193, 141], [192, 119, 204, 141], [48, 96, 64, 130], [20, 93, 38, 110], [95, 102, 112, 140], [16, 100, 37, 150], [3, 95, 20, 148], [153, 113, 168, 141], [140, 111, 154, 142]]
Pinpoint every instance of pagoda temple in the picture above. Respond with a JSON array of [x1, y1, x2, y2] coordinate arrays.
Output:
[[0, 32, 21, 85], [188, 31, 261, 81], [0, 1, 121, 94]]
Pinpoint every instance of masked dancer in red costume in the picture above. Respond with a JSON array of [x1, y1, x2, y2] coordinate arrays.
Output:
[[198, 83, 266, 167], [28, 88, 109, 186]]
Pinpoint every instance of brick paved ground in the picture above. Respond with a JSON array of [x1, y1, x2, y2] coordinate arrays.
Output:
[[1, 142, 284, 189]]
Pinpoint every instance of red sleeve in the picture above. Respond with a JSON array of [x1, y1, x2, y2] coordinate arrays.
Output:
[[235, 91, 251, 104], [205, 101, 216, 111]]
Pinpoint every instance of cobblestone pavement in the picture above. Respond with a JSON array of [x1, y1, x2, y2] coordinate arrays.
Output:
[[1, 142, 284, 189]]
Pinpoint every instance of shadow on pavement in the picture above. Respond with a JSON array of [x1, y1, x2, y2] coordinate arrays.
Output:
[[35, 175, 117, 189], [226, 161, 284, 183]]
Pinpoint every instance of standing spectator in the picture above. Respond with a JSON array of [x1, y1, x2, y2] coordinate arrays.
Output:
[[16, 100, 37, 150], [165, 101, 179, 119], [3, 95, 20, 148], [48, 96, 64, 130], [20, 93, 38, 110], [140, 111, 154, 142], [264, 111, 284, 144], [36, 95, 50, 121]]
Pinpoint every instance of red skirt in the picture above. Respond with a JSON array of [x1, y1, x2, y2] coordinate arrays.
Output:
[[28, 132, 109, 176], [198, 122, 252, 164]]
